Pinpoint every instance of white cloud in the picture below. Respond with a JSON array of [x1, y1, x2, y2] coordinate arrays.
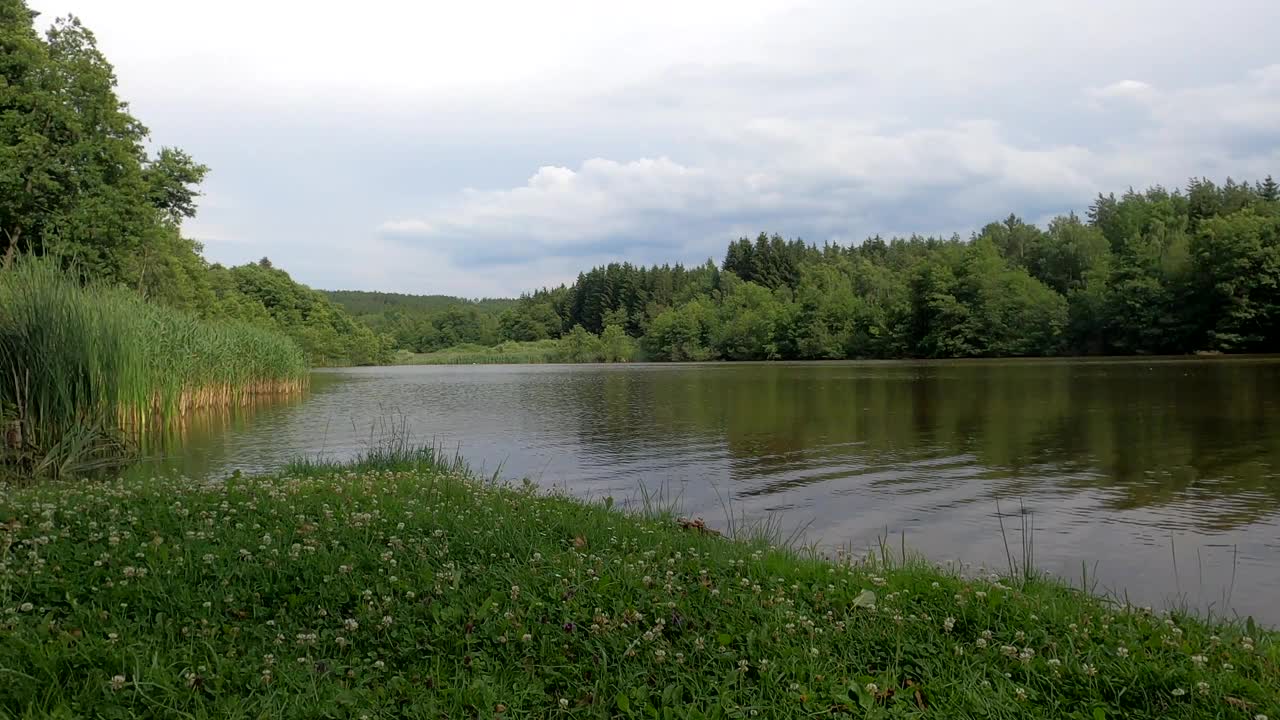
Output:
[[25, 0, 1280, 295], [380, 157, 723, 251], [377, 121, 1107, 282], [1088, 80, 1158, 104]]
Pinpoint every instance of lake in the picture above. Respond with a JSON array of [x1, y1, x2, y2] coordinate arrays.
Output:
[[143, 357, 1280, 623]]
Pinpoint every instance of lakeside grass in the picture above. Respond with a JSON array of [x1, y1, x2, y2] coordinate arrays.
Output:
[[393, 341, 565, 366], [0, 260, 308, 478], [1, 451, 1276, 718]]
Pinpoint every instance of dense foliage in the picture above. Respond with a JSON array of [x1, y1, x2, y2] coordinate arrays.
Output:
[[362, 180, 1279, 363], [487, 181, 1277, 361], [2, 452, 1275, 717], [0, 1, 384, 367]]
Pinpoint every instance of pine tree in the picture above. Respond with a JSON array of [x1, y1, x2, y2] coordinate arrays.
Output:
[[1260, 175, 1279, 202]]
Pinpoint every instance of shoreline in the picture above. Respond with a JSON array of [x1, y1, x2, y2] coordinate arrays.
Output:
[[2, 449, 1275, 717], [374, 352, 1280, 369]]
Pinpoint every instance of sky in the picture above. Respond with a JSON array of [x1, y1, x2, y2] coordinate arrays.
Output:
[[28, 0, 1280, 298]]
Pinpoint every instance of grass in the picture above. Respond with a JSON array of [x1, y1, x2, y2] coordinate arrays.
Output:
[[394, 341, 568, 366], [1, 448, 1276, 719], [0, 259, 309, 479], [394, 330, 641, 366]]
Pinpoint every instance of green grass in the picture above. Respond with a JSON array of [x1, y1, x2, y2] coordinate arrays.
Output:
[[0, 259, 309, 479], [394, 340, 570, 366], [1, 450, 1275, 719]]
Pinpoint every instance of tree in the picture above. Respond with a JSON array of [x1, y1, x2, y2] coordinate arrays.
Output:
[[599, 324, 636, 362], [958, 240, 1067, 356], [1192, 210, 1280, 352], [499, 301, 561, 341], [793, 261, 857, 359], [1, 3, 209, 299], [558, 325, 603, 363], [979, 214, 1043, 268], [1260, 175, 1279, 203], [1029, 214, 1111, 296], [710, 275, 794, 360], [644, 300, 716, 362]]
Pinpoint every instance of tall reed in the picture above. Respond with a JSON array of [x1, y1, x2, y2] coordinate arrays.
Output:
[[0, 259, 308, 478]]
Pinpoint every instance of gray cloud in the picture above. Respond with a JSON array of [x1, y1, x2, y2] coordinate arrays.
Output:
[[28, 0, 1280, 296]]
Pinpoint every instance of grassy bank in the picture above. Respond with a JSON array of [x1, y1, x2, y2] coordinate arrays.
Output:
[[394, 331, 639, 366], [0, 260, 308, 478], [394, 341, 565, 365], [1, 452, 1275, 718]]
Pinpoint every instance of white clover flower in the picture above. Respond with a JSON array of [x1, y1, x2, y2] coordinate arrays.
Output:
[[1191, 654, 1207, 665], [1015, 688, 1027, 701], [865, 682, 879, 695], [1197, 681, 1210, 695], [943, 616, 955, 632], [559, 698, 569, 708], [1172, 688, 1186, 697], [110, 675, 126, 691], [18, 602, 33, 612], [1116, 646, 1129, 658]]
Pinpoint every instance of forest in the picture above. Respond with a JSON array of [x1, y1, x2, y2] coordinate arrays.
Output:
[[349, 177, 1280, 361]]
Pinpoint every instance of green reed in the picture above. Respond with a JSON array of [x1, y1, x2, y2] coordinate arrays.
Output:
[[0, 259, 308, 479]]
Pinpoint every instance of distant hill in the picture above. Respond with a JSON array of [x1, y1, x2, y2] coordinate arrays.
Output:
[[322, 290, 517, 316]]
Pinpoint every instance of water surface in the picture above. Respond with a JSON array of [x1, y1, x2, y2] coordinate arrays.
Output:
[[144, 358, 1280, 623]]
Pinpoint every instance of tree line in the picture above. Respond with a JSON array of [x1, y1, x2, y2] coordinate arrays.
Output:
[[1, 2, 385, 366], [332, 178, 1279, 362], [477, 178, 1277, 361]]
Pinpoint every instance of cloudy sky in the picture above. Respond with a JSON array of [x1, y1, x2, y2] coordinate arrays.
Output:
[[28, 0, 1280, 297]]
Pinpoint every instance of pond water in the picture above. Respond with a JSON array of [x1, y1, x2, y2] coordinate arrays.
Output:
[[142, 358, 1280, 623]]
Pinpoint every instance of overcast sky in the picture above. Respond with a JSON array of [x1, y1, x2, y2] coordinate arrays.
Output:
[[27, 0, 1280, 297]]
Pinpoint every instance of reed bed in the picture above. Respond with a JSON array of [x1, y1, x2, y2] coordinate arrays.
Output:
[[0, 259, 308, 478]]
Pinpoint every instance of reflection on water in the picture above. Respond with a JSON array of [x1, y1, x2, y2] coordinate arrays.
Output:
[[142, 357, 1280, 623]]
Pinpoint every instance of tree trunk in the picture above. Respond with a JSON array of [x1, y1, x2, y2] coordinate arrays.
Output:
[[2, 226, 21, 269]]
